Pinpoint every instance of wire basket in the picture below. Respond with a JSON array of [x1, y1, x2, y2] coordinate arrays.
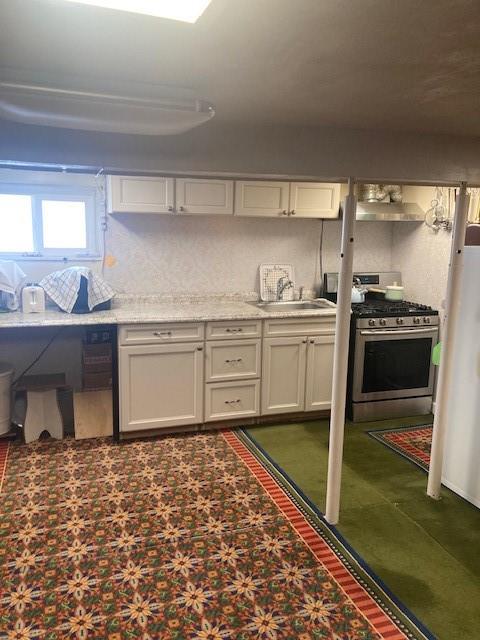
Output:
[[259, 263, 295, 301]]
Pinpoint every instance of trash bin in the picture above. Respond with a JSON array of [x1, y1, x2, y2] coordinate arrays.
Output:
[[0, 362, 13, 435]]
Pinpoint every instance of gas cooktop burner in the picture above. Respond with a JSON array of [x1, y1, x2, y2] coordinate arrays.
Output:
[[352, 299, 438, 318]]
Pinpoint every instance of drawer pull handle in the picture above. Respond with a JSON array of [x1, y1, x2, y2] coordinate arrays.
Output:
[[225, 358, 243, 364], [225, 399, 241, 405], [225, 328, 243, 333], [153, 331, 172, 337]]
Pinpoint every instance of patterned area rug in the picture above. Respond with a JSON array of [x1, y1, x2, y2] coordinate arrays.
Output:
[[367, 425, 433, 472], [0, 431, 433, 639]]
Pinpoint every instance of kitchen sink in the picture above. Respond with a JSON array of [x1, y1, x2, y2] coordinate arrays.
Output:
[[251, 299, 334, 312]]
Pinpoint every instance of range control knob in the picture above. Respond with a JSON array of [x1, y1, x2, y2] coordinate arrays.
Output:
[[379, 318, 387, 326], [413, 317, 421, 324], [396, 317, 404, 325], [368, 319, 376, 326], [424, 317, 431, 324]]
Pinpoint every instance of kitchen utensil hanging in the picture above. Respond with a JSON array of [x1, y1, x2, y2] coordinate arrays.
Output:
[[425, 186, 453, 231]]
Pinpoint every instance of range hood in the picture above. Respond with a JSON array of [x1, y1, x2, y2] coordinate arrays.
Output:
[[355, 184, 425, 221], [355, 201, 425, 221]]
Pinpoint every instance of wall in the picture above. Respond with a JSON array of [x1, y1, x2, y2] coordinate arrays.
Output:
[[2, 119, 480, 185], [102, 215, 392, 295], [1, 170, 393, 295], [14, 215, 393, 295], [392, 186, 451, 316]]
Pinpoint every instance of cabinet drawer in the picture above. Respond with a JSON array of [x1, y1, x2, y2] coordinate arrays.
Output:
[[205, 380, 260, 422], [264, 318, 336, 337], [119, 323, 204, 345], [206, 339, 260, 382], [206, 320, 261, 340]]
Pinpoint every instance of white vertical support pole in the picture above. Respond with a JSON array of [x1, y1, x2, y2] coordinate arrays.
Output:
[[325, 178, 357, 524], [427, 183, 470, 499]]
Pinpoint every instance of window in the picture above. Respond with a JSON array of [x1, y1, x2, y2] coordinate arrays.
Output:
[[0, 184, 99, 260]]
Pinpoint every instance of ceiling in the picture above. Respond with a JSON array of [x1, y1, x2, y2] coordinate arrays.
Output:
[[1, 0, 480, 137]]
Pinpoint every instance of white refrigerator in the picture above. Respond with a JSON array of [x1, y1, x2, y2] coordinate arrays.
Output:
[[443, 230, 480, 507]]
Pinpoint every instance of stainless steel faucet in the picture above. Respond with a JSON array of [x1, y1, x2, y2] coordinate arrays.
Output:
[[276, 276, 294, 300]]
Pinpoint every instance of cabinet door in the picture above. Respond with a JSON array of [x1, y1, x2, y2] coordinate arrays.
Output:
[[288, 182, 340, 218], [234, 181, 290, 217], [119, 343, 203, 432], [176, 178, 233, 215], [107, 175, 175, 214], [305, 335, 335, 411], [261, 337, 307, 415]]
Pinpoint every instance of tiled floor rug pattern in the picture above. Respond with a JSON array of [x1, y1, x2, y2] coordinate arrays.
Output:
[[0, 432, 432, 639], [367, 425, 433, 472]]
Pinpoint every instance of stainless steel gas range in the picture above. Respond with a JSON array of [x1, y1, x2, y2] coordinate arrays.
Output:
[[324, 272, 439, 422]]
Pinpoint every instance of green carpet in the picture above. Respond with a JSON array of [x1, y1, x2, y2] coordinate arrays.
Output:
[[247, 416, 480, 640]]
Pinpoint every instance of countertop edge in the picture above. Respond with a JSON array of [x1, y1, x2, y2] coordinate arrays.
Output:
[[0, 302, 337, 329]]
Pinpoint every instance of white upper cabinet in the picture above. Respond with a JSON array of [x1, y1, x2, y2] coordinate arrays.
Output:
[[176, 178, 234, 215], [107, 175, 175, 214], [107, 175, 340, 218], [234, 180, 340, 218], [288, 182, 341, 218], [234, 181, 290, 217]]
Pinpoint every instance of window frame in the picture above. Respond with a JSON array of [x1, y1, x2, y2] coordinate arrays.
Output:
[[0, 182, 100, 261]]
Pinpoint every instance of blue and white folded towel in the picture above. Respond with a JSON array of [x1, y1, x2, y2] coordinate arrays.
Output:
[[40, 267, 114, 313]]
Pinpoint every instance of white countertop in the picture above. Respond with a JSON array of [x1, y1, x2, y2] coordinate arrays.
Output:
[[0, 297, 336, 329]]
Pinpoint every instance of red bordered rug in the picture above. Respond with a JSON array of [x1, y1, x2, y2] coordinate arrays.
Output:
[[367, 424, 433, 472], [0, 431, 434, 639]]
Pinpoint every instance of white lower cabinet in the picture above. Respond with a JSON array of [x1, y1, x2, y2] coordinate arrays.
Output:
[[305, 335, 335, 411], [262, 333, 335, 415], [118, 319, 335, 434], [119, 342, 204, 432], [262, 337, 307, 414]]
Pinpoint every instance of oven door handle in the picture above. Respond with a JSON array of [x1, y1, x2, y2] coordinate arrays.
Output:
[[360, 328, 438, 336]]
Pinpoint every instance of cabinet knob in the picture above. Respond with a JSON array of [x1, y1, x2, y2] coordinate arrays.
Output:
[[281, 210, 288, 216], [302, 339, 307, 343], [197, 346, 203, 351], [167, 205, 174, 212], [179, 206, 185, 212], [310, 340, 314, 344], [290, 209, 296, 215]]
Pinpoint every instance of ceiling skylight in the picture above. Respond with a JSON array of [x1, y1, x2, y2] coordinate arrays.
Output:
[[61, 0, 212, 22]]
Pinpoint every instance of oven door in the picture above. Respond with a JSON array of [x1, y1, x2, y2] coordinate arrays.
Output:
[[353, 326, 438, 402]]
